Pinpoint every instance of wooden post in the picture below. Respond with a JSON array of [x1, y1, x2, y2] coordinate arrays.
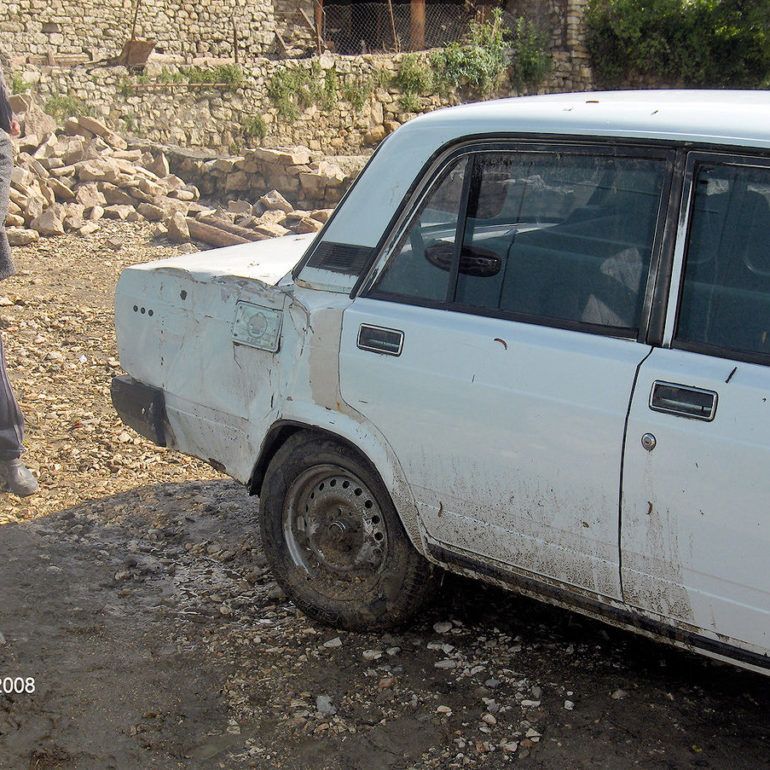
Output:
[[410, 0, 425, 51], [386, 0, 399, 52], [231, 11, 239, 64], [129, 0, 143, 42], [314, 0, 324, 55]]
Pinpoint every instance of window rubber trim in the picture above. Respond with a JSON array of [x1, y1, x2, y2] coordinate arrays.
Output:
[[360, 137, 677, 342], [665, 150, 770, 362]]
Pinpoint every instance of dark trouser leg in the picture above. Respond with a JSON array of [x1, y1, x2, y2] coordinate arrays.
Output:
[[0, 332, 24, 461]]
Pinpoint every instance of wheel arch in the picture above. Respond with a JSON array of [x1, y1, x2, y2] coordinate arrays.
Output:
[[247, 418, 428, 556]]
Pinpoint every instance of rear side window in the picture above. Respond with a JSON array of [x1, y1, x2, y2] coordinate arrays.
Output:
[[676, 163, 770, 360], [455, 152, 666, 332], [370, 147, 668, 336]]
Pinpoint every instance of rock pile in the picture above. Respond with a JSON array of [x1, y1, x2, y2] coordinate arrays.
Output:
[[4, 97, 332, 249]]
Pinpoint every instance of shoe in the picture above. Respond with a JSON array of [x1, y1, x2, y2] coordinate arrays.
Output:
[[0, 460, 39, 497]]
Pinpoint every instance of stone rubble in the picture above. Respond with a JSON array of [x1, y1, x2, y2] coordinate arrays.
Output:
[[5, 96, 335, 249]]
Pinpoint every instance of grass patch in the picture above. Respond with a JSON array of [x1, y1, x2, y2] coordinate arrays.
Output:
[[44, 94, 95, 121]]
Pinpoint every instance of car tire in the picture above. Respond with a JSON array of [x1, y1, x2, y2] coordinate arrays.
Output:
[[260, 431, 435, 631]]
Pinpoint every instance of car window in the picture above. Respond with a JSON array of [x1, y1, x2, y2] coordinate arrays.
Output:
[[676, 163, 770, 360], [374, 157, 468, 302], [455, 152, 667, 333]]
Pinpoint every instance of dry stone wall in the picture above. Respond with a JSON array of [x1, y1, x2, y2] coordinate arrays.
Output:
[[14, 45, 593, 156], [506, 0, 592, 93], [0, 0, 278, 61]]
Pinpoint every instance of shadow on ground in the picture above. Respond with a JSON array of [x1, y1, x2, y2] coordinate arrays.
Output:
[[1, 479, 768, 769]]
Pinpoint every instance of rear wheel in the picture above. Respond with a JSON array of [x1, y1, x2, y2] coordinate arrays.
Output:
[[260, 432, 434, 630]]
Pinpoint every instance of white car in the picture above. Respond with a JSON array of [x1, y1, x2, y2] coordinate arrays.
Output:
[[112, 91, 770, 675]]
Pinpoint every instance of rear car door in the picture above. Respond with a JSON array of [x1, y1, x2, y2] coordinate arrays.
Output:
[[621, 154, 770, 661], [340, 142, 673, 600]]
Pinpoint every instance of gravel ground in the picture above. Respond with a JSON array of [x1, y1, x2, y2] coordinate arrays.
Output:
[[0, 222, 769, 769]]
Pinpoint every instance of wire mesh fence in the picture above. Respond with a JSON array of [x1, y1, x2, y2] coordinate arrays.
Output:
[[321, 2, 475, 55]]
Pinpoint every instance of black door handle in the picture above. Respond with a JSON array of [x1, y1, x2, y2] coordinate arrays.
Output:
[[357, 324, 404, 356], [649, 381, 718, 421]]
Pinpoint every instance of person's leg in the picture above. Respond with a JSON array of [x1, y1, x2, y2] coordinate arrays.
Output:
[[0, 332, 24, 460], [0, 141, 37, 497], [0, 333, 36, 496], [0, 138, 14, 282]]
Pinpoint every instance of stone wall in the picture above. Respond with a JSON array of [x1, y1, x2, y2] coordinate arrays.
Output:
[[13, 42, 593, 156], [17, 54, 433, 154], [506, 0, 592, 93], [0, 0, 278, 61]]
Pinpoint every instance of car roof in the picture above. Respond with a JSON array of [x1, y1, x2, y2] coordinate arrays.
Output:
[[404, 90, 770, 149]]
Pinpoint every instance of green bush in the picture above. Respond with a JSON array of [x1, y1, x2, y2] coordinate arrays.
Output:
[[44, 94, 94, 121], [393, 54, 433, 95], [242, 114, 267, 143], [186, 63, 243, 87], [510, 17, 552, 89], [399, 91, 421, 113], [430, 8, 513, 97], [10, 72, 31, 94], [267, 63, 341, 121], [341, 76, 374, 111], [586, 0, 770, 87]]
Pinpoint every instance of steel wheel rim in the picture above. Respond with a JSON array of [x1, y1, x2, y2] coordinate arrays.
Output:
[[283, 464, 388, 590]]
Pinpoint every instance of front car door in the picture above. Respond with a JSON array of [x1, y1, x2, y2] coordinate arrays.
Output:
[[621, 153, 770, 665], [340, 141, 673, 601]]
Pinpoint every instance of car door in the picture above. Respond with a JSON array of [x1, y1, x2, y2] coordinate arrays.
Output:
[[339, 142, 673, 600], [621, 153, 770, 659]]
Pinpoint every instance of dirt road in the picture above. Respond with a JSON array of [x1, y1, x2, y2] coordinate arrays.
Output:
[[1, 224, 769, 769]]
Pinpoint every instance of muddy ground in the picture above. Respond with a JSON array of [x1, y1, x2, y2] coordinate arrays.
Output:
[[0, 223, 768, 769]]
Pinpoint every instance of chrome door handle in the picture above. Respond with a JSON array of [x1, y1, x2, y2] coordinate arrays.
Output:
[[357, 324, 404, 356], [649, 381, 718, 421]]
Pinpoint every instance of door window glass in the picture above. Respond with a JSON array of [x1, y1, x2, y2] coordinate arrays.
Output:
[[373, 157, 468, 302], [676, 163, 770, 359], [455, 152, 667, 333]]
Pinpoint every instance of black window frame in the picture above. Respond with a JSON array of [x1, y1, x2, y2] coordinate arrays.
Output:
[[671, 151, 770, 367], [360, 139, 676, 344]]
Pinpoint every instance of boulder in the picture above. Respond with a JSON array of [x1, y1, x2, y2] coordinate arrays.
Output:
[[6, 227, 40, 246], [100, 183, 135, 206], [21, 103, 57, 142], [259, 189, 293, 214], [311, 209, 334, 223], [77, 160, 121, 184], [249, 146, 312, 166], [31, 205, 66, 237], [76, 116, 128, 151], [136, 202, 164, 222], [76, 183, 106, 208], [145, 152, 170, 178], [78, 221, 100, 236], [254, 221, 291, 238], [293, 216, 323, 234], [103, 204, 136, 221], [166, 211, 190, 243], [47, 177, 76, 202]]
